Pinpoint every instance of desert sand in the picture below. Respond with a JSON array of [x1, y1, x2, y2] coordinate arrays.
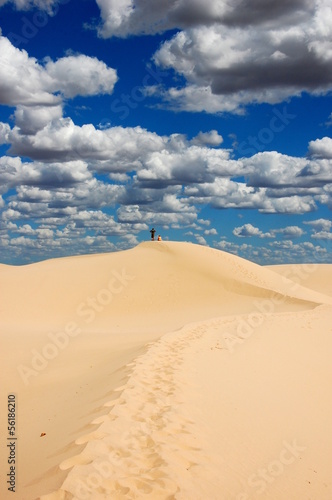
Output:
[[0, 241, 331, 499]]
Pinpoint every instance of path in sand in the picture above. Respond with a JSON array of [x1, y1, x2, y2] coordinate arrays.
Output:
[[42, 303, 332, 500]]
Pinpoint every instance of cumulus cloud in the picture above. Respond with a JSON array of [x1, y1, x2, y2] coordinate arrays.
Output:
[[0, 122, 10, 144], [233, 223, 272, 238], [140, 0, 332, 113], [2, 116, 332, 227], [96, 0, 315, 38], [311, 230, 332, 240], [117, 205, 197, 228], [216, 238, 328, 265], [0, 57, 331, 266], [233, 223, 303, 240], [7, 118, 165, 163], [117, 192, 198, 229], [243, 151, 332, 190], [44, 54, 118, 98], [303, 218, 332, 240], [303, 218, 332, 230], [275, 226, 304, 238], [4, 1, 331, 116], [144, 83, 252, 114], [96, 0, 224, 38], [136, 145, 235, 188], [14, 105, 63, 135], [308, 137, 332, 159], [204, 228, 218, 236], [191, 130, 223, 146], [259, 195, 317, 214], [267, 239, 328, 262], [184, 173, 320, 213], [0, 35, 118, 108], [0, 36, 59, 107], [14, 178, 124, 211], [0, 157, 92, 192]]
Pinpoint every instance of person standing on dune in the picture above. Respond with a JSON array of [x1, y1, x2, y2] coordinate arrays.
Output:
[[150, 228, 156, 241]]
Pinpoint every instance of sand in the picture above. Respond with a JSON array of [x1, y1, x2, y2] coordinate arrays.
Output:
[[0, 241, 331, 499]]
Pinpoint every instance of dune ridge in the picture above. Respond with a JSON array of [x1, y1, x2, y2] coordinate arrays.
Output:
[[0, 242, 331, 499], [1, 242, 330, 333]]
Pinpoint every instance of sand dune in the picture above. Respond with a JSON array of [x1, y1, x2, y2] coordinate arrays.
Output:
[[268, 263, 332, 297], [0, 242, 331, 499], [1, 242, 330, 333]]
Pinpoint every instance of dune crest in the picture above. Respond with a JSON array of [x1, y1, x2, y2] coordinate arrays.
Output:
[[1, 242, 330, 333]]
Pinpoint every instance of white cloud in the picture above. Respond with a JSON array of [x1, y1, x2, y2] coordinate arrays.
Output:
[[97, 0, 209, 38], [0, 122, 11, 144], [96, 0, 315, 38], [14, 105, 63, 135], [2, 119, 332, 226], [7, 222, 34, 235], [311, 230, 332, 240], [186, 177, 315, 213], [303, 218, 332, 241], [0, 157, 92, 192], [137, 145, 235, 188], [0, 61, 331, 267], [308, 137, 332, 159], [17, 178, 124, 210], [259, 195, 316, 214], [145, 84, 252, 114], [118, 207, 197, 228], [146, 1, 332, 113], [275, 226, 304, 238], [215, 237, 328, 265], [4, 1, 332, 119], [243, 151, 332, 190], [0, 35, 117, 108], [117, 193, 198, 228], [194, 234, 207, 245], [233, 223, 273, 238], [191, 130, 223, 146], [204, 228, 217, 236], [8, 118, 165, 163], [45, 54, 118, 98], [233, 223, 304, 239], [303, 218, 332, 230], [0, 35, 58, 106], [244, 152, 306, 187]]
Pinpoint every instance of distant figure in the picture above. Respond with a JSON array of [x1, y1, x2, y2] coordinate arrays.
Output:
[[150, 228, 156, 241], [157, 235, 162, 241]]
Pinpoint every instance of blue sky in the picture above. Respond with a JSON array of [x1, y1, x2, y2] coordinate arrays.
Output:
[[0, 0, 331, 265]]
